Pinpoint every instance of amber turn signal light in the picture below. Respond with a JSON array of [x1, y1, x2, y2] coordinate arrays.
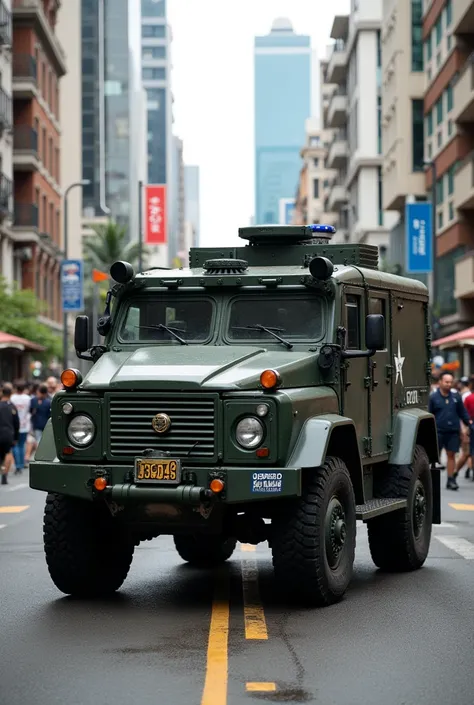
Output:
[[260, 369, 280, 390], [210, 478, 225, 493], [93, 477, 107, 492], [61, 368, 82, 390]]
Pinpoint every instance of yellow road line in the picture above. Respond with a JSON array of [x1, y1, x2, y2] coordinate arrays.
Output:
[[241, 556, 268, 640], [0, 506, 29, 513], [448, 503, 474, 511], [246, 683, 277, 692], [240, 543, 256, 552], [201, 568, 230, 705]]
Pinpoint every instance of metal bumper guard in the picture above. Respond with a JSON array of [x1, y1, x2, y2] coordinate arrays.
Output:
[[30, 462, 302, 503]]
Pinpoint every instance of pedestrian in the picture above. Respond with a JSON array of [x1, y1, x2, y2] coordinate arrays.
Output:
[[24, 382, 39, 465], [459, 376, 471, 401], [429, 371, 473, 490], [0, 385, 19, 485], [30, 384, 52, 445], [10, 381, 31, 475], [46, 376, 59, 398]]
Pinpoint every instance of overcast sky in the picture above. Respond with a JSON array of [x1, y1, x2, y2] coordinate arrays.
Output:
[[167, 0, 351, 246]]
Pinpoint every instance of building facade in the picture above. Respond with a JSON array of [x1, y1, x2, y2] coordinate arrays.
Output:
[[169, 134, 184, 266], [184, 164, 200, 247], [324, 4, 396, 253], [254, 18, 311, 225], [0, 0, 14, 285], [12, 0, 66, 330]]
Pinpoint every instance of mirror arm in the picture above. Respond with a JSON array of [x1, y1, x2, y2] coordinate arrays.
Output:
[[341, 349, 376, 360], [75, 345, 107, 363]]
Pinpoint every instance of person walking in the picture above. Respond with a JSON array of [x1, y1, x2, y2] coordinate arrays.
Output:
[[0, 386, 19, 485], [429, 371, 473, 490], [30, 384, 52, 445], [10, 381, 31, 474]]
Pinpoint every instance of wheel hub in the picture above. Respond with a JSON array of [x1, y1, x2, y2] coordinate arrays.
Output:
[[413, 480, 426, 539], [325, 498, 347, 568]]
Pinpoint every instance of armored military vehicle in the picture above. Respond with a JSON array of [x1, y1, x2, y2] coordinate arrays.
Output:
[[31, 225, 440, 606]]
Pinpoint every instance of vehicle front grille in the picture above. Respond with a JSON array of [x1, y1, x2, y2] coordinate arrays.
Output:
[[107, 394, 217, 460]]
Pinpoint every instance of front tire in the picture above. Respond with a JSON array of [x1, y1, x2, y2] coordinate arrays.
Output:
[[173, 535, 237, 567], [44, 493, 135, 597], [271, 457, 356, 606], [367, 445, 433, 571]]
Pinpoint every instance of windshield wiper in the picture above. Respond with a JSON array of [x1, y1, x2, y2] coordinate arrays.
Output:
[[231, 324, 293, 350], [135, 324, 188, 345]]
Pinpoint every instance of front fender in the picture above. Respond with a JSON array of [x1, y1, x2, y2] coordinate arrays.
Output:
[[389, 408, 439, 466], [34, 420, 58, 462], [287, 414, 364, 503]]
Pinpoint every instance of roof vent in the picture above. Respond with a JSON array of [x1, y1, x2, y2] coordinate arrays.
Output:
[[203, 258, 248, 275]]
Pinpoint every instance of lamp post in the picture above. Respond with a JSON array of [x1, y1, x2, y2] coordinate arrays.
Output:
[[62, 179, 90, 371], [423, 160, 437, 331]]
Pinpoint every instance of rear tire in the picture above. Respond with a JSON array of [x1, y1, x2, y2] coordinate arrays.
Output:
[[271, 456, 356, 606], [44, 493, 135, 596], [367, 445, 433, 571], [173, 535, 237, 567]]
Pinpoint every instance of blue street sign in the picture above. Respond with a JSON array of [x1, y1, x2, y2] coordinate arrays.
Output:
[[405, 202, 433, 274], [61, 259, 84, 312]]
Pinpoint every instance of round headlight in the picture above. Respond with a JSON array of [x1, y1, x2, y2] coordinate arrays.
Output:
[[235, 417, 264, 449], [62, 402, 74, 415], [67, 415, 95, 447]]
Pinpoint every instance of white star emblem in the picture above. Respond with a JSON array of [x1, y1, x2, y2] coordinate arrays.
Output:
[[394, 341, 405, 385]]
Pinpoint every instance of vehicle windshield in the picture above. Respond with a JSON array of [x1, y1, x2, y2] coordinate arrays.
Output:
[[119, 297, 214, 343], [227, 295, 324, 342]]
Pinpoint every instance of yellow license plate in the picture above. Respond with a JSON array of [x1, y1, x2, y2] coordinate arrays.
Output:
[[134, 458, 181, 484]]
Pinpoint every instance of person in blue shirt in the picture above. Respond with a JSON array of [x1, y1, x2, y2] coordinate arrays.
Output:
[[30, 384, 52, 443], [429, 371, 472, 490]]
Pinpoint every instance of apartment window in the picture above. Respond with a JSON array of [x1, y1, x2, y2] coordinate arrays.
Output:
[[448, 201, 454, 221], [446, 0, 452, 26], [436, 52, 441, 68], [142, 67, 166, 81], [42, 127, 46, 164], [426, 111, 433, 136], [49, 203, 54, 239], [42, 195, 47, 231], [377, 30, 381, 69], [448, 118, 453, 136], [142, 46, 166, 60], [411, 1, 423, 71], [425, 35, 432, 61], [427, 142, 432, 159], [377, 95, 382, 154], [142, 0, 165, 15], [142, 25, 165, 38], [436, 177, 444, 203], [438, 247, 466, 317], [313, 158, 319, 167], [437, 131, 443, 148], [437, 210, 443, 230], [447, 83, 453, 112], [42, 62, 46, 99], [412, 100, 424, 171], [436, 97, 443, 125], [378, 167, 383, 226], [310, 136, 320, 146], [447, 34, 452, 51], [448, 166, 454, 195], [435, 15, 442, 45], [313, 179, 319, 199], [48, 72, 53, 112]]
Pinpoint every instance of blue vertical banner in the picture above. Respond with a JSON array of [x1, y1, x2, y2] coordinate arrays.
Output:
[[405, 202, 433, 274], [61, 259, 84, 312], [279, 198, 295, 225]]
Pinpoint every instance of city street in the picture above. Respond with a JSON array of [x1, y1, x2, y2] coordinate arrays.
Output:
[[1, 472, 474, 705]]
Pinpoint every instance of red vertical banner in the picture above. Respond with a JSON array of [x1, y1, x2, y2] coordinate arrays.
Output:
[[144, 184, 167, 244]]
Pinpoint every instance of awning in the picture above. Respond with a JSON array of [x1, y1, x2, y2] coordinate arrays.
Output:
[[432, 327, 474, 349], [0, 332, 45, 353]]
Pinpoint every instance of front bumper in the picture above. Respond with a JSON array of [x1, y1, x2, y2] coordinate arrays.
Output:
[[29, 461, 302, 504]]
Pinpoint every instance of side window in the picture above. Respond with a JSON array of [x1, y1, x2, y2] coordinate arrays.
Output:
[[368, 296, 387, 347], [345, 294, 361, 349]]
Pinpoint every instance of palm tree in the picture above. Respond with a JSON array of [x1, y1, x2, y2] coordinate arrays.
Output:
[[83, 220, 147, 274]]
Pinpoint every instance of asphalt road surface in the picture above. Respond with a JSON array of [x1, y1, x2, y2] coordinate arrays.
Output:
[[2, 470, 474, 705]]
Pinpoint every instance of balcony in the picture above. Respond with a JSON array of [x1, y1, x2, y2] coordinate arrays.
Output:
[[13, 0, 66, 75], [13, 203, 39, 229], [327, 182, 348, 212], [0, 87, 12, 133], [0, 174, 12, 218], [12, 53, 37, 99], [454, 56, 474, 124], [327, 131, 348, 169], [455, 252, 474, 299], [327, 92, 347, 128], [326, 40, 347, 84], [0, 2, 11, 46], [453, 0, 474, 34], [13, 126, 40, 171], [454, 153, 474, 211]]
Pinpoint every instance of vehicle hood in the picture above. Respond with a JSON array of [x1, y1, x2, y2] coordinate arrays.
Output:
[[80, 345, 320, 391]]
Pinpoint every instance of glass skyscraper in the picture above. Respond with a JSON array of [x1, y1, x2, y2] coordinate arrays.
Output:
[[254, 19, 311, 224]]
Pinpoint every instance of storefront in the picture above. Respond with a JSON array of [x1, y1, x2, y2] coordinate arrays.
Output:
[[432, 327, 474, 377], [0, 332, 45, 383]]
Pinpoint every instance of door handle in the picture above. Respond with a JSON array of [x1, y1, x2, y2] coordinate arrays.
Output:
[[371, 360, 379, 389]]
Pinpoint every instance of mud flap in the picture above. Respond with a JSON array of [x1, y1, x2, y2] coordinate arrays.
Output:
[[431, 464, 441, 524]]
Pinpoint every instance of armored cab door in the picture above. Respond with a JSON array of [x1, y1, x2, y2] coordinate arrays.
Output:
[[341, 289, 369, 458], [367, 292, 392, 457]]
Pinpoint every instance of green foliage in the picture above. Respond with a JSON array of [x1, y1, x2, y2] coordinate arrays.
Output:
[[0, 278, 61, 360]]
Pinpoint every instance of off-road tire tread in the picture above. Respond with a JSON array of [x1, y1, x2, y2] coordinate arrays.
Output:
[[44, 493, 135, 596], [173, 535, 237, 567], [367, 445, 432, 571], [271, 456, 356, 606]]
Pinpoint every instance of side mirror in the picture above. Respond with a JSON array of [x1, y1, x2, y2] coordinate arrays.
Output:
[[365, 314, 385, 351], [74, 315, 90, 353]]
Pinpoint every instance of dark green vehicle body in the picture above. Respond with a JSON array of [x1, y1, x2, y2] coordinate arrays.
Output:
[[30, 226, 440, 548]]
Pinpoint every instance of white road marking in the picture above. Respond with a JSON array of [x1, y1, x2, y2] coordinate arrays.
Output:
[[436, 536, 474, 559], [4, 483, 29, 493]]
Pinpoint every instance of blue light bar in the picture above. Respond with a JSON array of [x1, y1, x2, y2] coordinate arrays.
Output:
[[308, 224, 336, 234]]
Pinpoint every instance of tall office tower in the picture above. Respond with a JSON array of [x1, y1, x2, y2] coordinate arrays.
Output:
[[254, 18, 311, 225], [184, 165, 200, 247]]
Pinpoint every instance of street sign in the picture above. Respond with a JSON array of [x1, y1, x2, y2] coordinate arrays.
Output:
[[144, 184, 167, 244], [405, 202, 433, 274], [279, 198, 295, 225], [61, 259, 84, 312]]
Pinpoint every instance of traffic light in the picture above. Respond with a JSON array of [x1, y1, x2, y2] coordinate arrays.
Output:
[[30, 361, 42, 378]]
